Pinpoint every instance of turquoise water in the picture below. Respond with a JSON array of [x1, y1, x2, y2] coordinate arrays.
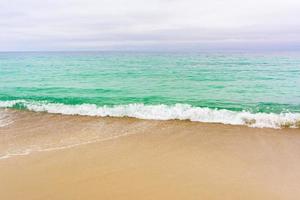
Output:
[[1, 51, 300, 128]]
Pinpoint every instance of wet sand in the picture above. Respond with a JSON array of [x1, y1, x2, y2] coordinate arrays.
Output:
[[1, 109, 300, 199]]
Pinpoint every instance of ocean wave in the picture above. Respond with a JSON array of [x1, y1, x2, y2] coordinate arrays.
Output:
[[0, 100, 300, 129]]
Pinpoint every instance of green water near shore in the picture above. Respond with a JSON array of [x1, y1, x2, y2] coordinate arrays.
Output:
[[1, 51, 299, 113]]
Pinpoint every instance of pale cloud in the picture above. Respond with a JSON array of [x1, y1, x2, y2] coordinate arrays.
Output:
[[0, 0, 300, 51]]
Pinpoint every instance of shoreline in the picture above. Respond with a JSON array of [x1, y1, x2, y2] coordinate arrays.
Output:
[[0, 108, 299, 160], [1, 100, 300, 129], [1, 109, 300, 199]]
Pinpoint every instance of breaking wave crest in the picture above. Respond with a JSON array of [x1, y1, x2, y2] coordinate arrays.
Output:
[[0, 100, 300, 129]]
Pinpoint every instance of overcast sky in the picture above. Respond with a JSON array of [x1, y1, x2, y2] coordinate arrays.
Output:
[[1, 0, 300, 51]]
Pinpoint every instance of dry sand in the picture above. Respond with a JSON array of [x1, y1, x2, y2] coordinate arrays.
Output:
[[0, 109, 300, 200]]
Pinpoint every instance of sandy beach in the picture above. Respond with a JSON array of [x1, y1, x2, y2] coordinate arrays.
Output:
[[2, 0, 300, 199], [1, 109, 300, 200]]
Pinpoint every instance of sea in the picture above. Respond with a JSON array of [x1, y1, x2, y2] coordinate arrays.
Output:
[[1, 51, 300, 128]]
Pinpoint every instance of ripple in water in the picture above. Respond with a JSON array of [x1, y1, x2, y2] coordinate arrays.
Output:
[[0, 110, 13, 127]]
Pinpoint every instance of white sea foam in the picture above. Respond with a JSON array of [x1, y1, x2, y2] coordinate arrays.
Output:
[[0, 100, 299, 129]]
